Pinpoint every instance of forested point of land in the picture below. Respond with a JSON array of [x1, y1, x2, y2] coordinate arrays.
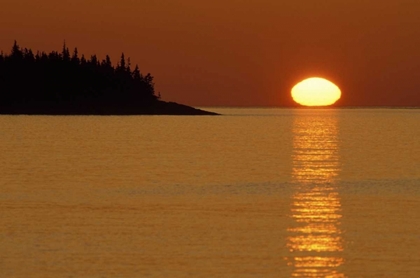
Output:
[[0, 41, 217, 115]]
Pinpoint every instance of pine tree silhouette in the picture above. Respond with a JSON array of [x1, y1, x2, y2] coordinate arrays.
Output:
[[0, 41, 158, 113]]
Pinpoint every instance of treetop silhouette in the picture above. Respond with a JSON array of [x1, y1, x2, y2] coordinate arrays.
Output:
[[0, 41, 156, 104], [0, 41, 217, 115]]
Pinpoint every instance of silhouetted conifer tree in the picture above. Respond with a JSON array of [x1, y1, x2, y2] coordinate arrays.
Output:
[[118, 53, 126, 72], [71, 48, 79, 64], [80, 54, 87, 65], [133, 65, 142, 80], [11, 41, 23, 60], [62, 41, 70, 62]]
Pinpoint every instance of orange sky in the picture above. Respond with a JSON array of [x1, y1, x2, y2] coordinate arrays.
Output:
[[1, 0, 420, 106]]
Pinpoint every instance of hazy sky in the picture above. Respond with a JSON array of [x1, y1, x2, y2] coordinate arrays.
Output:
[[1, 0, 420, 106]]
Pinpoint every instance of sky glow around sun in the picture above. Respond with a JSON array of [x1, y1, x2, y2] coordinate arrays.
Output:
[[2, 1, 420, 106]]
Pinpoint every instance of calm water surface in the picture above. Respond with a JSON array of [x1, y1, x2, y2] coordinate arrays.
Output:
[[1, 108, 419, 277]]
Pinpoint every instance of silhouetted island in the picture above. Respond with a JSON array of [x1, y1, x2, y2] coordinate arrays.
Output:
[[0, 42, 217, 115]]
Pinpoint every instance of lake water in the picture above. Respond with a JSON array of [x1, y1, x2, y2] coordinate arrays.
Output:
[[1, 108, 419, 277]]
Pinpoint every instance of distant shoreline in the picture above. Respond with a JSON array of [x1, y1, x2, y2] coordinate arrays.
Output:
[[0, 42, 219, 116], [0, 101, 219, 116]]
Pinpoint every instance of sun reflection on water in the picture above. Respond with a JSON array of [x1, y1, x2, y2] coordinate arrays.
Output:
[[287, 112, 344, 277]]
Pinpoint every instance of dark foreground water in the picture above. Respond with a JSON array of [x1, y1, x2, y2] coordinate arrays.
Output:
[[1, 108, 419, 277]]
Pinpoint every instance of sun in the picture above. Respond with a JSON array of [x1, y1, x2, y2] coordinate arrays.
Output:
[[291, 77, 341, 106]]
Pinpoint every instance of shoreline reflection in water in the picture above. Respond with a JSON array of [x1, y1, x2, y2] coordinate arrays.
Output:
[[287, 112, 344, 277]]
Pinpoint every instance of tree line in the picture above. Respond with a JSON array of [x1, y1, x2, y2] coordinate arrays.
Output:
[[0, 41, 159, 110]]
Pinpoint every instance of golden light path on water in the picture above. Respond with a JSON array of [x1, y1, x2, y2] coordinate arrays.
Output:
[[287, 111, 344, 277]]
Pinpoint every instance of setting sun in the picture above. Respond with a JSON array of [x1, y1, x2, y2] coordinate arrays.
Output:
[[291, 77, 341, 106]]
